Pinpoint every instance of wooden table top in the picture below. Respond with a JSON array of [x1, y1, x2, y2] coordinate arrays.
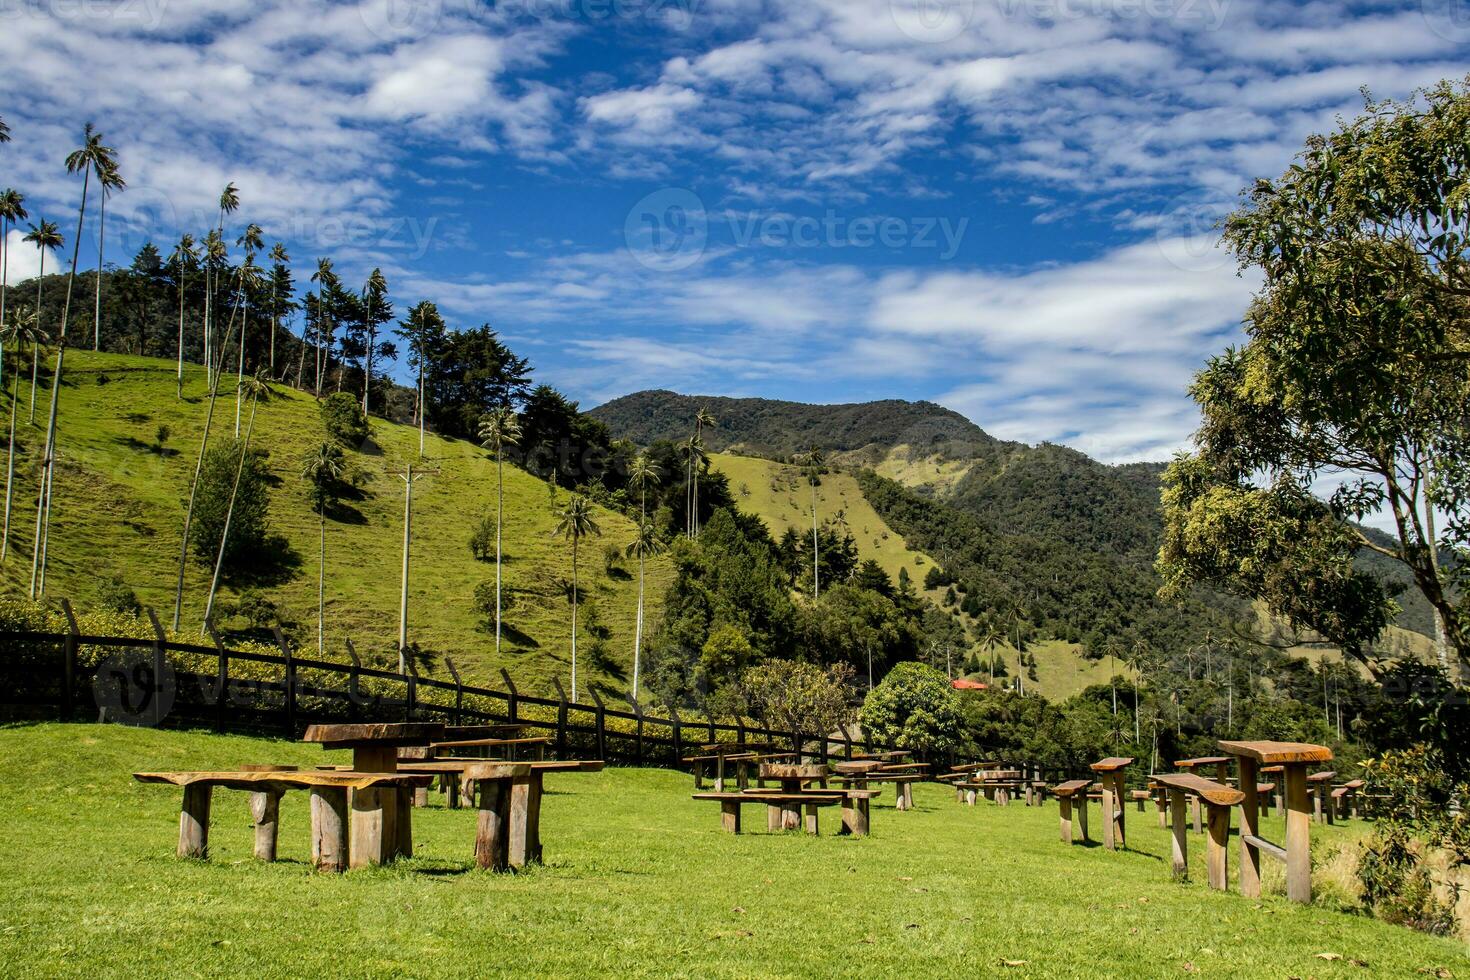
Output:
[[760, 763, 827, 780], [302, 722, 445, 750], [1090, 757, 1135, 772], [1217, 740, 1333, 765], [1175, 756, 1231, 768], [430, 736, 551, 749]]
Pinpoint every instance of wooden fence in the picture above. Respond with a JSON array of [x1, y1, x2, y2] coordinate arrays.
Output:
[[0, 605, 1028, 774]]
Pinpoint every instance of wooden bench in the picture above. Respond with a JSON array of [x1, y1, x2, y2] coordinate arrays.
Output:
[[1154, 773, 1245, 891], [692, 790, 881, 836], [1089, 757, 1134, 851], [832, 772, 924, 811], [134, 769, 433, 872], [1332, 778, 1365, 819], [1306, 770, 1338, 824], [1028, 780, 1049, 807], [1219, 739, 1334, 903], [1052, 780, 1093, 844], [1174, 756, 1231, 834]]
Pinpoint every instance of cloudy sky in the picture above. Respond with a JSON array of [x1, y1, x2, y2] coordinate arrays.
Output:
[[0, 0, 1464, 462]]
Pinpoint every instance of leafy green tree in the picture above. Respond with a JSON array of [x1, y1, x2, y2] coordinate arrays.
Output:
[[320, 390, 368, 448], [192, 437, 271, 571], [731, 659, 856, 734], [1159, 81, 1470, 675], [860, 661, 962, 752], [395, 300, 445, 455], [554, 494, 601, 700], [626, 519, 665, 700], [0, 188, 28, 369]]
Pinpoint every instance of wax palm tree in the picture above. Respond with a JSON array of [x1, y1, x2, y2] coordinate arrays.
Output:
[[1, 312, 44, 564], [478, 406, 521, 655], [201, 229, 227, 386], [201, 373, 271, 628], [360, 267, 388, 415], [91, 161, 125, 351], [232, 251, 263, 436], [553, 494, 601, 701], [626, 520, 665, 701], [33, 123, 119, 597], [302, 441, 345, 656], [168, 234, 198, 399], [682, 435, 707, 540], [21, 220, 60, 423], [0, 189, 28, 356], [309, 258, 337, 396], [690, 407, 715, 537], [978, 623, 1002, 684], [266, 242, 288, 377], [0, 116, 9, 143], [797, 446, 825, 600], [205, 183, 239, 372], [627, 451, 661, 695], [1126, 639, 1149, 744]]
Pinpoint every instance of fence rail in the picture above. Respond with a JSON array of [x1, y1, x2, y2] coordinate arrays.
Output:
[[0, 619, 1038, 775]]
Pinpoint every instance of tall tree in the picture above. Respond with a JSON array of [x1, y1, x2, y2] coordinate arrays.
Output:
[[91, 162, 125, 351], [626, 519, 665, 701], [309, 258, 337, 397], [232, 249, 262, 436], [478, 406, 521, 655], [691, 407, 716, 538], [395, 300, 445, 456], [0, 189, 27, 352], [627, 452, 662, 698], [34, 123, 119, 598], [553, 494, 601, 701], [266, 242, 293, 379], [1159, 82, 1470, 676], [167, 234, 198, 399], [1, 313, 43, 563], [359, 268, 392, 415], [302, 441, 345, 656], [20, 220, 59, 423], [205, 183, 239, 376]]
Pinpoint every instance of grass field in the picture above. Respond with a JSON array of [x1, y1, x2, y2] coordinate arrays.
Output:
[[2, 723, 1465, 978], [0, 352, 673, 698]]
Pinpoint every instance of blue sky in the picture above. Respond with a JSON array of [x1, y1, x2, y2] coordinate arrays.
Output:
[[1, 0, 1466, 463]]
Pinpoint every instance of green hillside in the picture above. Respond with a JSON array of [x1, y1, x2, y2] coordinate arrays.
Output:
[[0, 352, 673, 699]]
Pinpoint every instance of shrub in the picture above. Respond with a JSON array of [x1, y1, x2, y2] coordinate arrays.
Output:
[[320, 391, 369, 448], [473, 579, 514, 619], [468, 514, 496, 561], [191, 439, 273, 570], [860, 661, 962, 752], [96, 577, 141, 616], [732, 660, 855, 734]]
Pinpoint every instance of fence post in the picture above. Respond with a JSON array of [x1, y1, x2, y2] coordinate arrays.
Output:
[[272, 627, 296, 736], [667, 702, 683, 767], [344, 639, 364, 720], [631, 697, 645, 766], [736, 716, 746, 748], [551, 679, 569, 760], [588, 688, 608, 761], [500, 668, 518, 723], [144, 608, 167, 728], [444, 657, 464, 725], [818, 728, 828, 767], [58, 598, 79, 719], [403, 656, 419, 721], [205, 615, 229, 733]]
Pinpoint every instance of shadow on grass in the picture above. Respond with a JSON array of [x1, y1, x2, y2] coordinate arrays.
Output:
[[498, 623, 540, 649]]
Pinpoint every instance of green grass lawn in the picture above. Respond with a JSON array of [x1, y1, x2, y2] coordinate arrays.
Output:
[[0, 352, 673, 698], [1, 724, 1464, 977]]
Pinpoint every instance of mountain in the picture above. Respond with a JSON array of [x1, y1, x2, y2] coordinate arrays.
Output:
[[597, 388, 1440, 646]]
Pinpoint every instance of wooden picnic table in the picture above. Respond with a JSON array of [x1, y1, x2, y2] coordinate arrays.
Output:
[[684, 749, 795, 791], [1306, 770, 1339, 824], [1154, 773, 1245, 891], [1218, 740, 1333, 903], [302, 722, 444, 866], [1089, 757, 1134, 850], [1174, 756, 1232, 834]]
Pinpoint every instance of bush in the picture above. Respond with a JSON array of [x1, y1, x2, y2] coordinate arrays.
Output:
[[468, 514, 496, 562], [731, 660, 855, 734], [191, 439, 273, 570], [96, 577, 141, 616], [320, 391, 369, 448], [860, 661, 962, 752]]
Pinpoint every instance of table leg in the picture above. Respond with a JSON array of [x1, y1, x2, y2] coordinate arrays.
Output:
[[179, 784, 211, 859], [1059, 797, 1073, 844], [803, 803, 819, 834], [1169, 789, 1188, 880], [250, 789, 283, 861], [310, 786, 348, 873], [509, 769, 544, 867], [474, 778, 512, 871], [1285, 764, 1312, 903], [1102, 777, 1118, 851]]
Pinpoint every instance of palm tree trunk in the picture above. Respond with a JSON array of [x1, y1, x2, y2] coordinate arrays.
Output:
[[234, 305, 245, 437], [176, 267, 186, 399], [32, 167, 91, 597], [171, 274, 245, 629], [811, 477, 819, 601], [571, 535, 579, 702], [93, 189, 105, 351], [1, 343, 17, 561], [29, 253, 42, 424], [417, 368, 425, 457], [495, 452, 503, 654], [634, 557, 644, 700], [317, 503, 326, 656], [202, 394, 259, 629]]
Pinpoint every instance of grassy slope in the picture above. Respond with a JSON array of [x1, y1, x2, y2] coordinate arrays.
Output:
[[0, 352, 672, 698], [1, 723, 1465, 978], [714, 452, 936, 592]]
